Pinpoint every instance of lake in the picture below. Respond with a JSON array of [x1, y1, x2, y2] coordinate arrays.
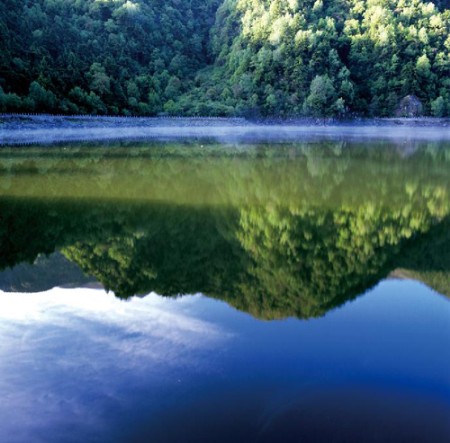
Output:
[[0, 130, 449, 442]]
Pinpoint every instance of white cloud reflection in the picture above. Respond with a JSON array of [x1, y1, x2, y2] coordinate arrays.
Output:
[[0, 288, 231, 443]]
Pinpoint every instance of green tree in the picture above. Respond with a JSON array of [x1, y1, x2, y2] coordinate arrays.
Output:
[[304, 75, 337, 117], [431, 96, 446, 117]]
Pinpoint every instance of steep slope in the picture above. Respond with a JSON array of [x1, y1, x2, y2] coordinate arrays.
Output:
[[178, 0, 449, 116], [0, 0, 449, 116], [0, 0, 220, 115]]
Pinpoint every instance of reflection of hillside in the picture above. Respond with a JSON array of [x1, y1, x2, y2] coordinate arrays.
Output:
[[0, 142, 448, 318], [394, 218, 450, 298], [0, 252, 95, 293], [232, 207, 448, 319], [0, 198, 448, 319], [63, 205, 243, 299], [0, 142, 449, 210], [392, 270, 450, 298]]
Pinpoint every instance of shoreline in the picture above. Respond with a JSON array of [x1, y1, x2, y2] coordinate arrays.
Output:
[[1, 113, 449, 126], [1, 114, 449, 145]]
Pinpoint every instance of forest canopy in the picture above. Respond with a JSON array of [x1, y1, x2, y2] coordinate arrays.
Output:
[[0, 0, 449, 117]]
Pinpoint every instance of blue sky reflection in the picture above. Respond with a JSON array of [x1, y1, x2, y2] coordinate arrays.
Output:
[[0, 280, 449, 443], [0, 289, 231, 443]]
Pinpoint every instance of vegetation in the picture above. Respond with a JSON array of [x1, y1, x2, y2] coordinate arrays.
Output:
[[0, 0, 220, 115], [0, 0, 448, 116]]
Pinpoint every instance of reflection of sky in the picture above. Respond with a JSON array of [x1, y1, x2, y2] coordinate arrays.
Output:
[[0, 289, 231, 443], [0, 280, 449, 442]]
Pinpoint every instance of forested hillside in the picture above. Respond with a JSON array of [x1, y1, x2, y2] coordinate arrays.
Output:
[[0, 0, 449, 117], [0, 0, 221, 114]]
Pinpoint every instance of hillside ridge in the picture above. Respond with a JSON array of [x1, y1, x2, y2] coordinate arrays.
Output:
[[0, 0, 448, 117]]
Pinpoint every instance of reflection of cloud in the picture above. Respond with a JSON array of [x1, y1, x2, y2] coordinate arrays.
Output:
[[0, 288, 230, 443]]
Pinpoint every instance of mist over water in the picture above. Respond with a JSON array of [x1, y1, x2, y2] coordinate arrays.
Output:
[[1, 117, 449, 145]]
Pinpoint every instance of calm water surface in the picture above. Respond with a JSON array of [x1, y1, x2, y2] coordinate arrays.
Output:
[[0, 137, 449, 442]]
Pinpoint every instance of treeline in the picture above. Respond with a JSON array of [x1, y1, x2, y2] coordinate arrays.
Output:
[[183, 0, 450, 117], [0, 0, 449, 117]]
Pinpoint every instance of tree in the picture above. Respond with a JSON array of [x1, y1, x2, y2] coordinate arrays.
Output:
[[304, 75, 337, 117], [28, 81, 56, 112], [431, 96, 446, 117], [88, 63, 111, 96]]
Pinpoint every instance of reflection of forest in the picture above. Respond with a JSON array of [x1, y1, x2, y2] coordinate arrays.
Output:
[[0, 142, 449, 319]]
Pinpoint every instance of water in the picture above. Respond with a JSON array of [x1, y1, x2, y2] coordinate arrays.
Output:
[[0, 137, 449, 442]]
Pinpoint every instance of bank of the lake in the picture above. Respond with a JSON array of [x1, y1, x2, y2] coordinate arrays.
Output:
[[1, 115, 449, 145]]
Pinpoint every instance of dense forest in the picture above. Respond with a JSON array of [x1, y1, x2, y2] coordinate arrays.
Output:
[[0, 0, 449, 116], [0, 0, 221, 115]]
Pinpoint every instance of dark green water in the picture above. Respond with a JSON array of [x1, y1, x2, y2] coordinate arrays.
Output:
[[0, 139, 449, 442]]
